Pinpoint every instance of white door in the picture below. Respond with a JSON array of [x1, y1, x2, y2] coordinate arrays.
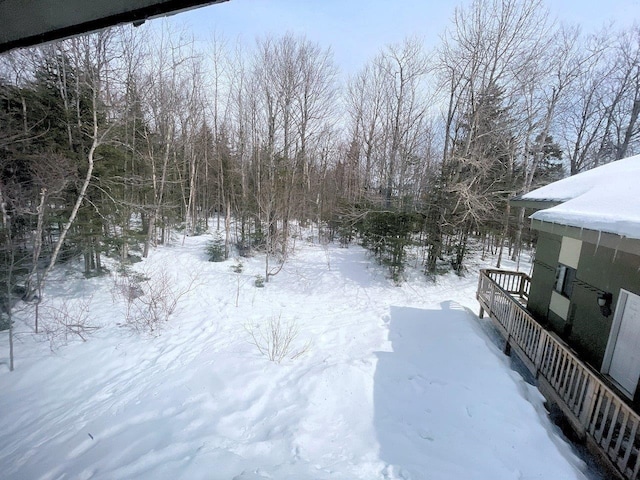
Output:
[[605, 291, 640, 397]]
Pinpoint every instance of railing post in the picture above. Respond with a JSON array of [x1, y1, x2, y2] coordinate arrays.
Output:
[[489, 282, 496, 314], [502, 299, 518, 356], [533, 331, 548, 377], [477, 272, 485, 318], [477, 271, 485, 298], [506, 300, 516, 337]]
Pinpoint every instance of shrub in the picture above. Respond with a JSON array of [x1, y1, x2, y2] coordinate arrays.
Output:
[[111, 266, 199, 333], [245, 315, 310, 363], [355, 209, 422, 281], [41, 296, 98, 350], [206, 232, 226, 262], [231, 261, 243, 274], [193, 219, 208, 236], [0, 314, 11, 332]]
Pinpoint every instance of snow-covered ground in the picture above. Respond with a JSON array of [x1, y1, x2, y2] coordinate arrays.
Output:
[[0, 234, 594, 479]]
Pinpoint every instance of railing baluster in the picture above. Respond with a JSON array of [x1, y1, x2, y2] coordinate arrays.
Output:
[[612, 408, 629, 458], [569, 370, 584, 411], [581, 378, 599, 428], [560, 354, 571, 396], [603, 400, 622, 451], [631, 439, 640, 479], [590, 388, 605, 436], [554, 351, 568, 391], [620, 418, 638, 472], [540, 340, 551, 376], [534, 330, 547, 373], [564, 359, 577, 404], [489, 282, 496, 319], [596, 393, 613, 442], [560, 355, 572, 397], [549, 342, 562, 385]]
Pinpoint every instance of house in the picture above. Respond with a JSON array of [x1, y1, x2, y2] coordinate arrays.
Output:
[[512, 155, 640, 403], [477, 155, 640, 480]]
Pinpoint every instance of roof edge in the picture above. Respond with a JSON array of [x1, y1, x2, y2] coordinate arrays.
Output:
[[0, 0, 228, 53], [509, 196, 562, 210]]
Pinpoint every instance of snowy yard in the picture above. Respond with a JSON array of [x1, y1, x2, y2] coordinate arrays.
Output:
[[0, 236, 591, 479]]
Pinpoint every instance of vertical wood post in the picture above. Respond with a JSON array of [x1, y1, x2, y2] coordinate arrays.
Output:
[[506, 300, 516, 337], [533, 331, 548, 377], [489, 283, 496, 315], [502, 299, 517, 356]]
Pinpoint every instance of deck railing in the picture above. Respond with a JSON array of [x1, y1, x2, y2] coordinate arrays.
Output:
[[483, 269, 530, 301], [478, 269, 640, 480]]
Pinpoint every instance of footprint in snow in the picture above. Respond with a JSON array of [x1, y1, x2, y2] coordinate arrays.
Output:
[[428, 378, 447, 387], [418, 428, 435, 441], [382, 464, 412, 480], [232, 470, 272, 480]]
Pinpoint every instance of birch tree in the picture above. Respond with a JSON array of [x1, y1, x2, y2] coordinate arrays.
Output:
[[39, 31, 116, 286]]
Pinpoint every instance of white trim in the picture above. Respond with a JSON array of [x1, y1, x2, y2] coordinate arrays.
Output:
[[549, 291, 570, 320], [602, 289, 639, 398], [558, 237, 582, 269], [602, 292, 626, 373]]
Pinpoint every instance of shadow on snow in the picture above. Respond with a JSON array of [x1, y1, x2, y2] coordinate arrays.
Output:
[[374, 302, 475, 478]]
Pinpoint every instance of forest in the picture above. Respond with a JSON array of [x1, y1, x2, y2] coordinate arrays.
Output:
[[0, 0, 638, 327]]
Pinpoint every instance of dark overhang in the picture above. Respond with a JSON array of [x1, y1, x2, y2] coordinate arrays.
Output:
[[0, 0, 229, 53], [509, 196, 563, 210], [531, 219, 640, 257]]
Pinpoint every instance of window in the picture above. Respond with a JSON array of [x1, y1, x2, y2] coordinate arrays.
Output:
[[554, 264, 576, 298]]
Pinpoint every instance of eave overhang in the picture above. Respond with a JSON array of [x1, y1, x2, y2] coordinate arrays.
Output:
[[509, 196, 563, 210], [0, 0, 229, 53], [531, 219, 640, 257]]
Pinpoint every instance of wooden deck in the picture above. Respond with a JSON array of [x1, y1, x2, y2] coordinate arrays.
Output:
[[477, 269, 640, 480]]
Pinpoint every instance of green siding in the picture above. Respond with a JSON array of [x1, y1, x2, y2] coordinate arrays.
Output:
[[527, 232, 640, 370], [526, 224, 640, 404], [578, 243, 640, 296], [528, 263, 554, 321], [534, 231, 562, 266], [528, 231, 561, 322], [548, 310, 567, 335], [569, 243, 640, 368], [567, 283, 612, 368]]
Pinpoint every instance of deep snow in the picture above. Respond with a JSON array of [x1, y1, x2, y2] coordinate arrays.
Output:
[[0, 234, 594, 479]]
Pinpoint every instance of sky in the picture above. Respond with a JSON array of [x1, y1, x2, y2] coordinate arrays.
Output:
[[167, 0, 640, 76]]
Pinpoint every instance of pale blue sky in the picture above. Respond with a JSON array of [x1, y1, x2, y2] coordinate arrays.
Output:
[[170, 0, 639, 75]]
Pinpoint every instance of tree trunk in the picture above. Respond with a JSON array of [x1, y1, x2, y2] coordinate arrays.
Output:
[[225, 198, 231, 259], [496, 202, 511, 268], [0, 182, 14, 371], [42, 119, 99, 287]]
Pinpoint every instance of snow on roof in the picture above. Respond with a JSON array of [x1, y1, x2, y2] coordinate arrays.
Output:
[[522, 155, 640, 240]]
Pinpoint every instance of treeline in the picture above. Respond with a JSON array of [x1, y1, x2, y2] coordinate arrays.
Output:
[[0, 0, 639, 300]]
